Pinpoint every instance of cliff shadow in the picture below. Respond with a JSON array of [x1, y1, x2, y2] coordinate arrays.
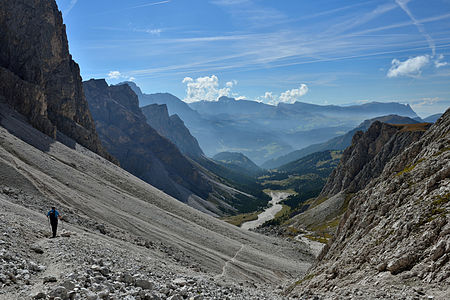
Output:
[[0, 102, 75, 153]]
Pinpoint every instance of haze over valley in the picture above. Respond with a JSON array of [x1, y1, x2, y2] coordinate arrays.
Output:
[[1, 0, 449, 299]]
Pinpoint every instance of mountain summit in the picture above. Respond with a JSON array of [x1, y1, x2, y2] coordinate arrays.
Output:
[[0, 0, 114, 163]]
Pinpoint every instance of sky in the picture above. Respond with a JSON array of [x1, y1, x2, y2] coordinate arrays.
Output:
[[55, 0, 450, 117]]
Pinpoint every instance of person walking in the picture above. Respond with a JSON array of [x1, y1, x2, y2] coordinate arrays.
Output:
[[47, 206, 61, 238]]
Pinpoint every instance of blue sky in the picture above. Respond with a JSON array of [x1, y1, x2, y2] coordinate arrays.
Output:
[[56, 0, 450, 117]]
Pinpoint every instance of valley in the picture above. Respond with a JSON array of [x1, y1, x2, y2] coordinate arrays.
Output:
[[1, 0, 449, 299], [241, 191, 292, 230]]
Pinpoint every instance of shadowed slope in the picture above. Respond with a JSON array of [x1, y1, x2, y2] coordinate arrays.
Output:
[[0, 105, 314, 286]]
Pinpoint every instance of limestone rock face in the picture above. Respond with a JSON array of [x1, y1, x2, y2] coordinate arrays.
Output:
[[84, 79, 262, 216], [0, 0, 113, 162], [295, 110, 450, 296], [83, 79, 211, 202], [321, 121, 430, 197], [141, 104, 204, 158]]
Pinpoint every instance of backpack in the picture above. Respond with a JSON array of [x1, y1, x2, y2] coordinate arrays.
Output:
[[49, 210, 57, 222]]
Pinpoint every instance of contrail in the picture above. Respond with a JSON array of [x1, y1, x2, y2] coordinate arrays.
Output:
[[131, 0, 171, 9], [62, 0, 78, 17], [395, 0, 436, 56]]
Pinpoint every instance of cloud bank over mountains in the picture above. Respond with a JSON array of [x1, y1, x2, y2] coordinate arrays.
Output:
[[182, 75, 237, 103], [182, 75, 308, 105]]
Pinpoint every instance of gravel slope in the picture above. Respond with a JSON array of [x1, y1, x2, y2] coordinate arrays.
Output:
[[0, 104, 314, 299]]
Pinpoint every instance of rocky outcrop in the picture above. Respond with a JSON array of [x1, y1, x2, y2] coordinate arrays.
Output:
[[0, 0, 113, 162], [293, 110, 450, 298], [83, 79, 210, 203], [141, 104, 204, 158], [262, 115, 419, 169], [321, 121, 430, 197], [84, 79, 257, 216]]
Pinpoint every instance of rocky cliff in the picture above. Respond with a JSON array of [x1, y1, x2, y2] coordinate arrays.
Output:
[[0, 0, 113, 162], [83, 80, 209, 202], [321, 121, 431, 197], [292, 110, 450, 298], [141, 104, 204, 158], [84, 79, 258, 216]]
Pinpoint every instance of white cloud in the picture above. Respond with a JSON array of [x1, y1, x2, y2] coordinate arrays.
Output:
[[256, 92, 275, 104], [182, 75, 239, 103], [107, 70, 135, 81], [148, 29, 162, 36], [107, 70, 122, 79], [226, 80, 237, 87], [279, 84, 309, 104], [134, 28, 163, 36], [256, 84, 308, 105], [387, 55, 430, 78], [435, 54, 448, 68]]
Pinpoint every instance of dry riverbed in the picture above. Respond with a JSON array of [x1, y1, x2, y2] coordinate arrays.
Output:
[[241, 191, 292, 230]]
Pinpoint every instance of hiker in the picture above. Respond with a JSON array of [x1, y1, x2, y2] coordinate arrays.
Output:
[[47, 206, 61, 238]]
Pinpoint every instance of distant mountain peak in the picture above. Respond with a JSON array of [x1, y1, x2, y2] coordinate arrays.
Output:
[[212, 151, 261, 175], [218, 96, 236, 102], [117, 81, 143, 97]]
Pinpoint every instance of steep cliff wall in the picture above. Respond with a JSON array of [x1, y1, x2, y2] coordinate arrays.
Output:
[[84, 79, 258, 216], [141, 104, 204, 158], [293, 110, 450, 298], [321, 121, 430, 197], [83, 80, 210, 201], [0, 0, 113, 161]]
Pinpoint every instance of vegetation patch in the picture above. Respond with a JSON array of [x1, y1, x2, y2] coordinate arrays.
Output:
[[262, 188, 296, 195], [433, 147, 450, 157], [310, 217, 341, 233], [222, 211, 262, 227], [432, 193, 450, 206], [310, 196, 329, 208], [283, 273, 316, 295], [391, 123, 432, 132], [274, 204, 291, 219], [304, 232, 331, 244], [416, 193, 449, 229], [286, 226, 303, 236], [340, 193, 354, 214], [396, 163, 418, 176], [262, 205, 292, 227]]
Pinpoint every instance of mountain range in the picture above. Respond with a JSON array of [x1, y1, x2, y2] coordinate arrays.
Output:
[[0, 3, 315, 299], [84, 79, 265, 216], [262, 114, 421, 169], [1, 1, 448, 299], [126, 82, 419, 165]]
